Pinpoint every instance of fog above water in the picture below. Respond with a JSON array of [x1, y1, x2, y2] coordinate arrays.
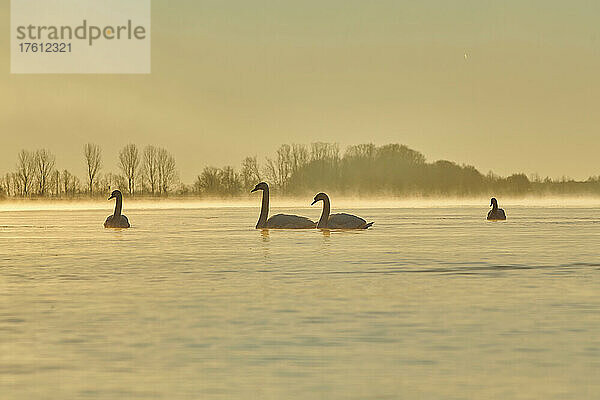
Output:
[[2, 196, 600, 213]]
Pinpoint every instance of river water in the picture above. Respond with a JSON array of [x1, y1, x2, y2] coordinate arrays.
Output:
[[1, 202, 599, 399]]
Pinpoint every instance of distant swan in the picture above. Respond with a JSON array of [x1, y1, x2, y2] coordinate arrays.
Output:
[[251, 182, 316, 229], [487, 197, 507, 221], [104, 190, 131, 228], [311, 192, 374, 229]]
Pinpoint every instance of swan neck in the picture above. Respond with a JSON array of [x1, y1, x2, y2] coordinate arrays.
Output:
[[317, 197, 330, 228], [114, 195, 122, 217], [492, 203, 498, 211], [257, 188, 269, 228]]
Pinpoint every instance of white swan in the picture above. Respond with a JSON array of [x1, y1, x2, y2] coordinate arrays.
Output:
[[487, 197, 507, 221], [251, 182, 316, 229], [104, 190, 131, 228], [311, 192, 374, 229]]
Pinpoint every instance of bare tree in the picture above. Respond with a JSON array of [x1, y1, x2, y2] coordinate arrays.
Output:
[[263, 158, 278, 188], [142, 145, 159, 195], [219, 166, 241, 195], [3, 173, 11, 197], [16, 150, 36, 197], [61, 170, 69, 195], [264, 144, 294, 190], [240, 156, 261, 190], [310, 142, 340, 162], [344, 143, 376, 160], [61, 170, 72, 196], [194, 166, 241, 196], [194, 166, 220, 195], [34, 149, 56, 196], [11, 172, 22, 197], [61, 169, 81, 197], [84, 143, 102, 196], [72, 176, 82, 196], [276, 145, 292, 189], [101, 172, 122, 193], [290, 144, 309, 174], [157, 147, 177, 195], [118, 144, 140, 195], [52, 170, 60, 197]]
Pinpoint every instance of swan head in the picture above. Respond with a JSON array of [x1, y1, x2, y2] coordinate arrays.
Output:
[[251, 182, 269, 193], [311, 192, 329, 205], [108, 190, 122, 200], [490, 197, 498, 207]]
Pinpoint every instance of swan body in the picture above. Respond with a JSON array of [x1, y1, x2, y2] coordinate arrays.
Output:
[[104, 214, 130, 228], [487, 197, 507, 221], [328, 213, 373, 229], [311, 192, 373, 229], [251, 182, 316, 229], [104, 190, 131, 228], [263, 213, 316, 229]]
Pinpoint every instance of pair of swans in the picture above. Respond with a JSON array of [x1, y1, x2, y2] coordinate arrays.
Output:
[[251, 182, 373, 230]]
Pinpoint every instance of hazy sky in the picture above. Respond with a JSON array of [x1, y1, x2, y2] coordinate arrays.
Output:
[[2, 0, 600, 182]]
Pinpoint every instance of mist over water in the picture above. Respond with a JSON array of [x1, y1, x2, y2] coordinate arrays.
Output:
[[2, 196, 600, 212], [2, 205, 600, 399]]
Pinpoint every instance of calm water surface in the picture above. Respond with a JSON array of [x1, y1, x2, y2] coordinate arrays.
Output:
[[1, 205, 600, 399]]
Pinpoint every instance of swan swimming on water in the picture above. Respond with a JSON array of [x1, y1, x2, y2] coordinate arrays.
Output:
[[251, 182, 316, 229], [104, 190, 131, 228], [311, 192, 374, 229], [487, 197, 507, 221]]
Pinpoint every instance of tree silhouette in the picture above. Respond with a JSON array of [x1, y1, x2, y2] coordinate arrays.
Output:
[[1, 141, 599, 199], [142, 145, 159, 195], [240, 156, 261, 191], [119, 144, 140, 195], [84, 143, 102, 196], [157, 147, 177, 195], [16, 150, 35, 197], [34, 149, 56, 196]]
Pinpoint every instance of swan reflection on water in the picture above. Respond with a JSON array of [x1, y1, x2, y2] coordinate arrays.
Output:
[[260, 229, 270, 241]]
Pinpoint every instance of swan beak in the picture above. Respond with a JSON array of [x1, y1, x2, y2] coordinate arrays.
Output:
[[108, 194, 115, 200], [250, 187, 258, 193], [311, 199, 317, 205]]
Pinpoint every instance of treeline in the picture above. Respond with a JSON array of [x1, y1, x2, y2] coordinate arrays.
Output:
[[0, 143, 178, 199], [192, 143, 600, 197], [1, 142, 600, 199]]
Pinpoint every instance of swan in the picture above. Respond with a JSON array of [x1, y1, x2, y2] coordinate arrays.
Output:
[[311, 192, 374, 229], [487, 197, 507, 221], [251, 182, 316, 229], [104, 190, 131, 228]]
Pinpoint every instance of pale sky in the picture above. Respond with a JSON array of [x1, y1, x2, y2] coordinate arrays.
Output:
[[1, 0, 600, 182]]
